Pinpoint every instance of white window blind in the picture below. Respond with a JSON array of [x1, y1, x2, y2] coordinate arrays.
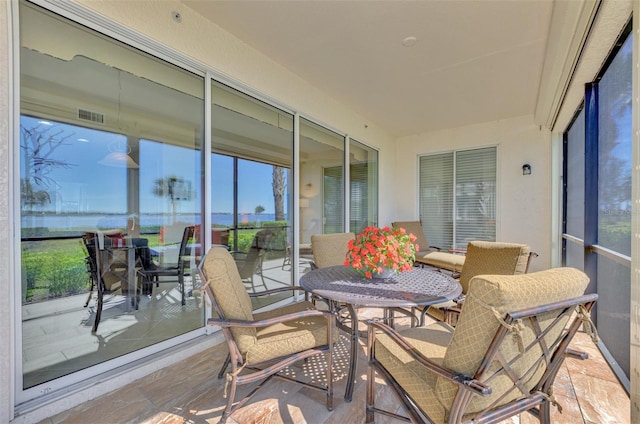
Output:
[[419, 153, 454, 250], [455, 147, 496, 247], [349, 162, 372, 233], [419, 147, 496, 250], [323, 166, 344, 233]]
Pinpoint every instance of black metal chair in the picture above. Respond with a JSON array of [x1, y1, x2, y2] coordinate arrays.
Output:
[[83, 231, 141, 332], [137, 225, 196, 305]]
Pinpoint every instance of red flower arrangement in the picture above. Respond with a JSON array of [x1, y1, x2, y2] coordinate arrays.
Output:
[[344, 226, 418, 279]]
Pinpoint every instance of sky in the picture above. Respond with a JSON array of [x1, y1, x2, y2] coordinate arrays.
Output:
[[20, 115, 282, 216]]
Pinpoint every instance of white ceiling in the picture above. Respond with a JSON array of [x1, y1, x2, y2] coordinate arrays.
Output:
[[183, 0, 554, 138]]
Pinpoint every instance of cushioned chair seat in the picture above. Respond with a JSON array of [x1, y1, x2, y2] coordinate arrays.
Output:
[[376, 322, 454, 422], [416, 251, 465, 273], [248, 301, 337, 364]]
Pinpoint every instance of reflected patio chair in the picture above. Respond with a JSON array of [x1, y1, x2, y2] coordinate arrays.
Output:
[[199, 247, 336, 423], [137, 225, 197, 306], [366, 267, 598, 424], [83, 231, 137, 332], [231, 229, 274, 292]]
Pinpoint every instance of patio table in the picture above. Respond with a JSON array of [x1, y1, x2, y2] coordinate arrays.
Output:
[[299, 265, 461, 401]]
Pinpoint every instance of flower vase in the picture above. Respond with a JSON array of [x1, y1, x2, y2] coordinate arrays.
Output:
[[372, 267, 395, 279]]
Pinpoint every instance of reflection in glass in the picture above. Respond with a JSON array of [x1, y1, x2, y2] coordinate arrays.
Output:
[[349, 139, 378, 232], [299, 119, 345, 236], [20, 1, 204, 390], [210, 81, 293, 309]]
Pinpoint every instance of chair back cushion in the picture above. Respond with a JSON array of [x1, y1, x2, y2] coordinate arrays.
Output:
[[311, 232, 355, 268], [435, 267, 589, 414], [201, 247, 257, 352], [459, 241, 530, 293], [392, 221, 429, 255]]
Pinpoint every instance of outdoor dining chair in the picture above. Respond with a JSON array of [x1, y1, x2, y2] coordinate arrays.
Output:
[[420, 240, 532, 326], [137, 225, 196, 305], [310, 232, 355, 269], [198, 247, 336, 423], [392, 221, 465, 276], [366, 267, 598, 424]]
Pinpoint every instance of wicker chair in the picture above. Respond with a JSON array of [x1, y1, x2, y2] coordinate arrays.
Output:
[[310, 232, 355, 269], [421, 240, 532, 326], [392, 221, 465, 275], [366, 267, 598, 424], [199, 247, 336, 423]]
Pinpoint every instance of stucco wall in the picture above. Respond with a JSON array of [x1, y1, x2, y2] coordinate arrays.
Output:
[[394, 115, 552, 271]]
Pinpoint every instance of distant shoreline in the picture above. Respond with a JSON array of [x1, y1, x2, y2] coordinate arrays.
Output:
[[21, 212, 283, 230]]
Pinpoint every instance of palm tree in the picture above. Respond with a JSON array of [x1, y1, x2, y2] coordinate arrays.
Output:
[[152, 176, 192, 222], [272, 166, 285, 221]]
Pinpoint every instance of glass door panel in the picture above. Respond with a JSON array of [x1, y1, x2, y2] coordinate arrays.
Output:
[[19, 1, 204, 393], [211, 81, 293, 309], [299, 119, 344, 237], [349, 139, 378, 232]]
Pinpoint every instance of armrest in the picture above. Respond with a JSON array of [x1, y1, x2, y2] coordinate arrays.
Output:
[[367, 319, 491, 396], [248, 286, 308, 297], [208, 308, 336, 328]]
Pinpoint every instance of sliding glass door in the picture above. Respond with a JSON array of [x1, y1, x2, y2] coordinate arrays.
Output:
[[19, 1, 204, 393], [210, 81, 294, 308], [15, 0, 378, 405]]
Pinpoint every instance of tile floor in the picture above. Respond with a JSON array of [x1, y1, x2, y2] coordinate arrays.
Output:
[[39, 311, 630, 424]]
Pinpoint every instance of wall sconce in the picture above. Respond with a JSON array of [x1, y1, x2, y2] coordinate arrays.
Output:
[[522, 164, 531, 175], [301, 182, 319, 198], [299, 198, 310, 208]]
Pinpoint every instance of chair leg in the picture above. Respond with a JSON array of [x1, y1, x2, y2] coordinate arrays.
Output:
[[92, 286, 103, 333], [84, 281, 94, 308], [539, 400, 552, 424], [326, 323, 334, 411], [220, 373, 237, 424], [218, 353, 231, 379], [179, 272, 185, 306]]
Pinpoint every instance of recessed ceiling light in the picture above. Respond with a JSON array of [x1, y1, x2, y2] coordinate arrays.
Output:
[[402, 36, 418, 47]]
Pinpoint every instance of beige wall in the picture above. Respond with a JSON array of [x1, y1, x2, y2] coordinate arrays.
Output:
[[1, 1, 13, 423], [394, 115, 552, 271]]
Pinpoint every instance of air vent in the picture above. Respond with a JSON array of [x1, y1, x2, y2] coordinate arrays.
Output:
[[77, 108, 105, 124]]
